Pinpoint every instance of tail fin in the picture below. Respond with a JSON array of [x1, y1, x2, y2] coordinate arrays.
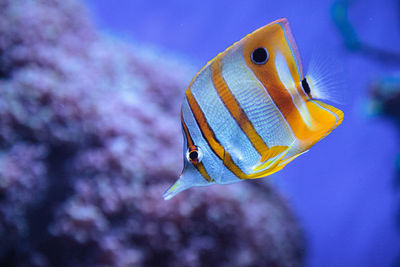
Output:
[[306, 49, 347, 105]]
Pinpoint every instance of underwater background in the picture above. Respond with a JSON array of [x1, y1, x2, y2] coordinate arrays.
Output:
[[0, 0, 399, 266]]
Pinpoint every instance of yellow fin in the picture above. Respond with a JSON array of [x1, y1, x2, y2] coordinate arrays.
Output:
[[252, 144, 292, 173], [260, 145, 288, 163], [248, 140, 304, 179], [248, 149, 308, 179], [248, 162, 286, 179], [278, 150, 308, 167]]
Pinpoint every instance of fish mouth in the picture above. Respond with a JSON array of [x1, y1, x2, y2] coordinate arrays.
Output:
[[163, 175, 189, 200]]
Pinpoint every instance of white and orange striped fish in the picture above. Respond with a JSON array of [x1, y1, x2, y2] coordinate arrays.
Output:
[[163, 18, 343, 200]]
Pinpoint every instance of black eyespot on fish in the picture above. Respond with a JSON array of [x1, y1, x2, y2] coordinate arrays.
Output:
[[251, 47, 269, 64], [302, 78, 311, 95]]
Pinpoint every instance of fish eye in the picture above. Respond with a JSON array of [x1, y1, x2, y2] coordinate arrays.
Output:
[[186, 145, 203, 164], [251, 47, 269, 64]]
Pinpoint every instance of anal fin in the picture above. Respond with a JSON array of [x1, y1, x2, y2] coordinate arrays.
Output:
[[253, 145, 290, 172], [247, 142, 297, 179]]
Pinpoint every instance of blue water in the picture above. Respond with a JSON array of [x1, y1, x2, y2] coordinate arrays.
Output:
[[84, 0, 400, 266]]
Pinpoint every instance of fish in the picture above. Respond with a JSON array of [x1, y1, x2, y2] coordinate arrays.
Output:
[[163, 18, 344, 200]]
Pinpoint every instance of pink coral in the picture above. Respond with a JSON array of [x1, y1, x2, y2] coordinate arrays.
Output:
[[0, 0, 305, 266]]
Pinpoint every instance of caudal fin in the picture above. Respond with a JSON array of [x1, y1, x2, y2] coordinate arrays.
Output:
[[306, 51, 347, 105]]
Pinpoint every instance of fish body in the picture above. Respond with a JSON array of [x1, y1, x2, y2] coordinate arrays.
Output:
[[164, 18, 343, 200]]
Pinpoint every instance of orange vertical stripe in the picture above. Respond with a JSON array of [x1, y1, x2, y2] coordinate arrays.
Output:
[[241, 23, 313, 144], [211, 57, 270, 156], [185, 90, 248, 179], [181, 111, 212, 182]]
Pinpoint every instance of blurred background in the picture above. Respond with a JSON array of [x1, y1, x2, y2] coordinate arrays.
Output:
[[0, 0, 399, 266]]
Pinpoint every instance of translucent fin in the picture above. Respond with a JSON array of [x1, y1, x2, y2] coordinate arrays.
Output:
[[163, 177, 191, 200], [306, 51, 346, 105], [277, 150, 308, 167]]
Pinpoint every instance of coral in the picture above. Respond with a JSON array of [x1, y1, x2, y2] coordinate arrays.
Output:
[[369, 74, 400, 121], [332, 0, 400, 64], [0, 0, 305, 266]]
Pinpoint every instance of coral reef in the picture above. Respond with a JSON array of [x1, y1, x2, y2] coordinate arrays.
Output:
[[0, 0, 305, 266]]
